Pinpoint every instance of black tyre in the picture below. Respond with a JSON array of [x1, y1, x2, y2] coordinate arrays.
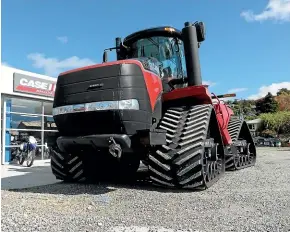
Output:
[[226, 117, 257, 170], [18, 155, 25, 165], [148, 104, 225, 189], [26, 150, 35, 167], [50, 147, 86, 182]]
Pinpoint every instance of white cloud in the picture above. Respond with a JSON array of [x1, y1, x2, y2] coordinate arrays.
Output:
[[1, 61, 11, 67], [57, 36, 68, 44], [203, 80, 217, 87], [227, 88, 248, 93], [27, 53, 96, 77], [248, 81, 290, 100], [241, 0, 290, 22]]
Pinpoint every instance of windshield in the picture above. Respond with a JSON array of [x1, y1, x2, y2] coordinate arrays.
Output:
[[128, 36, 187, 80]]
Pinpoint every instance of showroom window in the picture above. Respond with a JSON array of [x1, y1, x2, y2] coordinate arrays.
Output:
[[2, 96, 58, 162], [43, 101, 59, 148]]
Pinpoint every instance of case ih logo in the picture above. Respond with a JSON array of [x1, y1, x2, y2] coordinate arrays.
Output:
[[13, 73, 56, 97]]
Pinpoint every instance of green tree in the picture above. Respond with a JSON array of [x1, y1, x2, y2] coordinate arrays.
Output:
[[245, 115, 258, 120], [276, 93, 290, 111], [277, 88, 290, 96], [256, 92, 278, 114], [233, 99, 239, 105], [226, 99, 257, 118], [240, 100, 256, 115], [260, 111, 290, 135]]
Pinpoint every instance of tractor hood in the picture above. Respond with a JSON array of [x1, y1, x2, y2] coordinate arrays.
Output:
[[52, 59, 162, 136]]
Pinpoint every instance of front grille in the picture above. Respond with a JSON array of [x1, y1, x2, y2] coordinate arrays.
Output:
[[53, 63, 152, 137], [54, 111, 123, 136]]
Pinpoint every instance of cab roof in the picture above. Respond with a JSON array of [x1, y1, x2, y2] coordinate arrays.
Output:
[[123, 26, 182, 45]]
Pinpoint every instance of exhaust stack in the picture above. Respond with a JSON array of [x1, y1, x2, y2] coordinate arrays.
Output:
[[182, 22, 202, 86], [115, 37, 122, 60]]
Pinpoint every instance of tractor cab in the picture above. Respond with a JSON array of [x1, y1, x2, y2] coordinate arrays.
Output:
[[103, 23, 206, 91], [119, 27, 187, 88]]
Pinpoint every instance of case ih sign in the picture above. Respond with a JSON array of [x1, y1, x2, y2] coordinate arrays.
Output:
[[13, 73, 56, 97]]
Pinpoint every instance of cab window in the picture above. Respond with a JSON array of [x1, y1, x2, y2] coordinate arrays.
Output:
[[129, 36, 187, 81]]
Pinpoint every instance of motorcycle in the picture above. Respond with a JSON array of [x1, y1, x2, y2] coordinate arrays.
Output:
[[10, 141, 23, 163], [18, 136, 37, 167]]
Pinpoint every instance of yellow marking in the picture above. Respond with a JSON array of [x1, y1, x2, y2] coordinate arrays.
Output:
[[164, 27, 175, 32]]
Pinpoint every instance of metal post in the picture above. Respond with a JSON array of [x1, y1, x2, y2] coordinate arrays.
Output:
[[0, 93, 2, 164], [1, 98, 6, 165], [41, 102, 44, 160]]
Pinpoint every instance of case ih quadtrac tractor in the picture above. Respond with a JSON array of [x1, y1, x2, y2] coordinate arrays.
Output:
[[51, 21, 256, 189]]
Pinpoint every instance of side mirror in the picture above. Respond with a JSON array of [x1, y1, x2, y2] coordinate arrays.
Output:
[[195, 22, 206, 42], [103, 51, 108, 63]]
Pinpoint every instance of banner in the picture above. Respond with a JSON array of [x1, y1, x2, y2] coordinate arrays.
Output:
[[13, 73, 56, 97]]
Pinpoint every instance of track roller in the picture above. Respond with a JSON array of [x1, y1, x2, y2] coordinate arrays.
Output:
[[225, 117, 257, 171], [148, 104, 225, 189]]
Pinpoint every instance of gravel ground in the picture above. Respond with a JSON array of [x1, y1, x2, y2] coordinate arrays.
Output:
[[1, 147, 290, 232]]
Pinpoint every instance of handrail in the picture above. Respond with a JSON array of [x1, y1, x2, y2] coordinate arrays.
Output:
[[211, 92, 225, 129]]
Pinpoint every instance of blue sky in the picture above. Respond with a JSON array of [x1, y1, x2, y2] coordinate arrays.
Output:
[[2, 0, 290, 100]]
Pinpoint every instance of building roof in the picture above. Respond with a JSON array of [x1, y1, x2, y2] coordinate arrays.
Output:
[[246, 118, 263, 124], [18, 121, 57, 128]]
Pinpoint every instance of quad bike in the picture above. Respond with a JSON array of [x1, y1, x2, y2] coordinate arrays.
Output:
[[50, 21, 256, 189]]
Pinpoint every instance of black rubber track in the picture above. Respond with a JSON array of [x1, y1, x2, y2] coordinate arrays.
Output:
[[148, 104, 225, 189], [225, 117, 257, 170], [50, 147, 86, 182]]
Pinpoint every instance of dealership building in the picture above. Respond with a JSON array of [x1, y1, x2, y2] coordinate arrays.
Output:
[[0, 65, 58, 165]]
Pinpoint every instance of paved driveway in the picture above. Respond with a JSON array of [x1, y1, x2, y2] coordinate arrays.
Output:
[[1, 159, 60, 190], [1, 148, 290, 231]]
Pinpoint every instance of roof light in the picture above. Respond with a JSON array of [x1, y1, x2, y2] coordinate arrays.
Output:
[[164, 27, 175, 32]]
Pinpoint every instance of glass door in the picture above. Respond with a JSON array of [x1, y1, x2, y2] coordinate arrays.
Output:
[[2, 96, 58, 164]]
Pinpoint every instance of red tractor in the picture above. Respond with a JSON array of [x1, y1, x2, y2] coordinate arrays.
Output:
[[51, 21, 256, 189]]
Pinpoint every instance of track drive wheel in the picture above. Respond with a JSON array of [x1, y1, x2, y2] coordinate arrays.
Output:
[[225, 117, 257, 170], [148, 104, 225, 190], [50, 146, 86, 182]]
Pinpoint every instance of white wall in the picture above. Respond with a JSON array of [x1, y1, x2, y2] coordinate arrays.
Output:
[[0, 65, 57, 164], [0, 65, 56, 101]]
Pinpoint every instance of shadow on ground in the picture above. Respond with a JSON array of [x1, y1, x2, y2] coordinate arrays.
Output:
[[3, 165, 204, 195], [1, 165, 60, 191], [9, 182, 118, 195]]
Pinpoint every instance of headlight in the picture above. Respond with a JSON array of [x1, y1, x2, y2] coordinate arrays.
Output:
[[86, 101, 118, 112], [53, 105, 73, 116], [118, 99, 139, 110], [52, 99, 140, 116]]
